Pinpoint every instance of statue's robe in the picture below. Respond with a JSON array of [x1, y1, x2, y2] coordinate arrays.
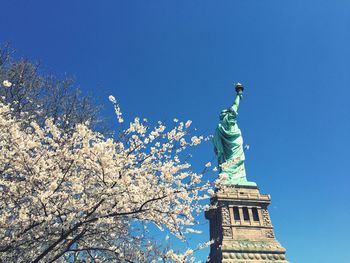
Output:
[[213, 103, 247, 184]]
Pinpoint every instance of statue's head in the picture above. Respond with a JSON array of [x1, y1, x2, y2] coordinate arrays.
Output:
[[219, 110, 227, 120], [220, 108, 237, 121]]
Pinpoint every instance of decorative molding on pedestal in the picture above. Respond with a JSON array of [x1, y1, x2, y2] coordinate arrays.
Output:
[[205, 186, 288, 263]]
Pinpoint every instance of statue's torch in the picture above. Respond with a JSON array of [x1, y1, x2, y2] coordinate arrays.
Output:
[[235, 82, 244, 95]]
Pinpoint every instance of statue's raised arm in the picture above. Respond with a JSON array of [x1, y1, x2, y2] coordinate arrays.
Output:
[[231, 83, 243, 112], [212, 83, 256, 186]]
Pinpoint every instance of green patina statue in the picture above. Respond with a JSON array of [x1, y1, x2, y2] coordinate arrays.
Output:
[[213, 83, 257, 186]]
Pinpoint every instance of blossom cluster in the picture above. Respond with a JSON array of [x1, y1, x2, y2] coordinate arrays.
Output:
[[0, 93, 210, 262]]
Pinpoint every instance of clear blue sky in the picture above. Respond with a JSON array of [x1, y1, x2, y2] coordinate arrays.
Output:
[[1, 1, 350, 262]]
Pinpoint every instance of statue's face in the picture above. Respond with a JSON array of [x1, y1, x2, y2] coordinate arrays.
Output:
[[220, 109, 236, 121], [219, 111, 226, 120]]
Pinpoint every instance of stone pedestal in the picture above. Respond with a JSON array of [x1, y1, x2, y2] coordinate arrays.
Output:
[[205, 186, 288, 263]]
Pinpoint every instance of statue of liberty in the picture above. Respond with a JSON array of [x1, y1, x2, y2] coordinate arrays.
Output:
[[213, 83, 256, 186]]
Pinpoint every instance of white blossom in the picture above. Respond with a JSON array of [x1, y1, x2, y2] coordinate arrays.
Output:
[[207, 189, 215, 196], [190, 136, 202, 145], [2, 80, 12, 87], [186, 228, 202, 234], [185, 120, 192, 128], [108, 95, 116, 103], [205, 162, 211, 168]]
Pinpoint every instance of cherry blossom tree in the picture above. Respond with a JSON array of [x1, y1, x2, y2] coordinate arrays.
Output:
[[0, 45, 101, 133], [0, 88, 212, 262]]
